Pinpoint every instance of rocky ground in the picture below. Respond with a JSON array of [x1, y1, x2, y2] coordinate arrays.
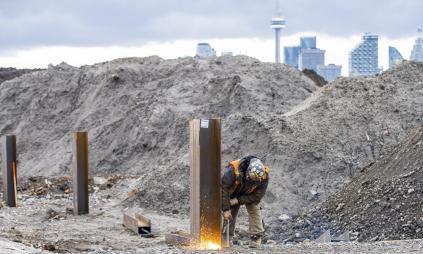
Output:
[[1, 176, 423, 254]]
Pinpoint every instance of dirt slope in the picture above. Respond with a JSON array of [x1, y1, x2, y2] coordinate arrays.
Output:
[[0, 57, 422, 215], [0, 56, 317, 213], [0, 67, 39, 84], [320, 126, 423, 241]]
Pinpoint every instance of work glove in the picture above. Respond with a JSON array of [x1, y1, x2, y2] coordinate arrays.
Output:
[[223, 210, 232, 221], [230, 198, 239, 206]]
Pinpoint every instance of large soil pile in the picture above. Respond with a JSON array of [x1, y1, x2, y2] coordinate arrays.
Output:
[[320, 125, 423, 241], [0, 67, 39, 84], [0, 57, 422, 215], [0, 56, 317, 213], [268, 126, 423, 243]]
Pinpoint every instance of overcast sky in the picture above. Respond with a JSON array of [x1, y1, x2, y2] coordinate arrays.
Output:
[[0, 0, 421, 74]]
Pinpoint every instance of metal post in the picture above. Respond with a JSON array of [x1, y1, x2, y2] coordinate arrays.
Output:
[[1, 135, 17, 207], [72, 132, 89, 215], [190, 119, 222, 247]]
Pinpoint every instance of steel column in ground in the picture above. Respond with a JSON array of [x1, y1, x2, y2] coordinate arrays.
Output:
[[72, 132, 89, 215], [189, 119, 222, 246], [1, 135, 17, 207]]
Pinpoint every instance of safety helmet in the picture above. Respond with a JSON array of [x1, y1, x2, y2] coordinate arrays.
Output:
[[246, 158, 265, 182]]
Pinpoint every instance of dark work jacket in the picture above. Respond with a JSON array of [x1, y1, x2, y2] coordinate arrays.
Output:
[[221, 155, 269, 211]]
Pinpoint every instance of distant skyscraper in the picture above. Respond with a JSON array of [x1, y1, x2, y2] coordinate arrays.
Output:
[[317, 64, 342, 82], [410, 27, 423, 62], [284, 46, 301, 69], [349, 33, 379, 76], [300, 36, 317, 49], [196, 43, 216, 58], [299, 48, 325, 71], [389, 46, 404, 68], [270, 0, 286, 63]]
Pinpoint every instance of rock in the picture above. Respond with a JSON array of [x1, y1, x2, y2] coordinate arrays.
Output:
[[266, 240, 276, 245], [93, 177, 108, 185], [278, 214, 291, 221], [310, 190, 318, 196], [335, 203, 345, 212]]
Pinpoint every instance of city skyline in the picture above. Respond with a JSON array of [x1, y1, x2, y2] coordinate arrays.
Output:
[[0, 1, 421, 76]]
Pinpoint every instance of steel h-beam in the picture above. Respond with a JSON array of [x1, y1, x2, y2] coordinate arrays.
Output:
[[190, 119, 222, 246], [72, 132, 89, 215], [1, 135, 17, 207]]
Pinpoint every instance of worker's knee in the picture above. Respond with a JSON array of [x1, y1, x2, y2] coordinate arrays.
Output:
[[245, 203, 261, 215]]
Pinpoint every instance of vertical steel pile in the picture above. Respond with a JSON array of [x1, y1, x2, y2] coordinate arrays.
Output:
[[1, 135, 17, 207], [189, 119, 222, 247], [72, 132, 89, 215]]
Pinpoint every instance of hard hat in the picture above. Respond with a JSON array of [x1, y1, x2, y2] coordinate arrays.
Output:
[[247, 158, 265, 182]]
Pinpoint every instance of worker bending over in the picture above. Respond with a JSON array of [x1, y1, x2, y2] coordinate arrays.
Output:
[[221, 155, 269, 248]]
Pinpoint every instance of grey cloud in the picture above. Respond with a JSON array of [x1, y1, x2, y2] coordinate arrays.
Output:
[[0, 0, 421, 50]]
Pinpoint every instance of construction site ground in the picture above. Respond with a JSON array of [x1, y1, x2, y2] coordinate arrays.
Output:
[[0, 176, 422, 254]]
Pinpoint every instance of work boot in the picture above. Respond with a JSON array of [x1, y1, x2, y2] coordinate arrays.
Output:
[[248, 235, 262, 248]]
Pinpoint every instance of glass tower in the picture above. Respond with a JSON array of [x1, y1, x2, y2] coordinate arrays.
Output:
[[349, 33, 379, 76], [196, 43, 216, 58], [283, 46, 301, 69], [410, 27, 423, 62], [389, 46, 404, 68], [317, 64, 342, 82], [299, 48, 325, 71], [300, 36, 317, 49]]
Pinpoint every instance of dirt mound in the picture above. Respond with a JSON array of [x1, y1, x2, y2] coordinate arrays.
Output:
[[319, 126, 423, 242], [0, 67, 39, 84], [0, 56, 317, 213], [302, 69, 327, 87], [268, 126, 423, 243], [1, 57, 422, 215]]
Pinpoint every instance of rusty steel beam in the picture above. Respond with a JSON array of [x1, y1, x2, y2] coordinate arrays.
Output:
[[189, 119, 222, 246], [1, 135, 17, 207], [72, 132, 89, 215], [123, 212, 152, 236]]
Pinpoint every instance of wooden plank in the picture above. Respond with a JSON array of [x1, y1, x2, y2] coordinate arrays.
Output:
[[72, 132, 89, 215], [1, 135, 17, 207], [189, 119, 222, 245]]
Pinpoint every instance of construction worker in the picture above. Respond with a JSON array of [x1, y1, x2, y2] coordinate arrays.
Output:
[[221, 155, 269, 248]]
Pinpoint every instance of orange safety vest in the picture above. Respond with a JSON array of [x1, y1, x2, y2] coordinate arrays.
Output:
[[228, 159, 269, 195]]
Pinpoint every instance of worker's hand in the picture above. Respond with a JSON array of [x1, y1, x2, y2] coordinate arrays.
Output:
[[229, 198, 239, 206], [223, 210, 232, 221]]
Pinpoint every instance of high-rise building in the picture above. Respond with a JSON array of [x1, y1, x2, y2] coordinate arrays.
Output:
[[410, 27, 423, 62], [283, 46, 301, 69], [389, 46, 404, 68], [317, 64, 342, 82], [300, 36, 317, 49], [270, 0, 286, 63], [299, 48, 325, 71], [196, 43, 216, 58], [349, 33, 379, 76]]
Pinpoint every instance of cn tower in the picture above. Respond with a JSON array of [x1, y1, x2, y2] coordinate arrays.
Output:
[[270, 0, 286, 63]]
